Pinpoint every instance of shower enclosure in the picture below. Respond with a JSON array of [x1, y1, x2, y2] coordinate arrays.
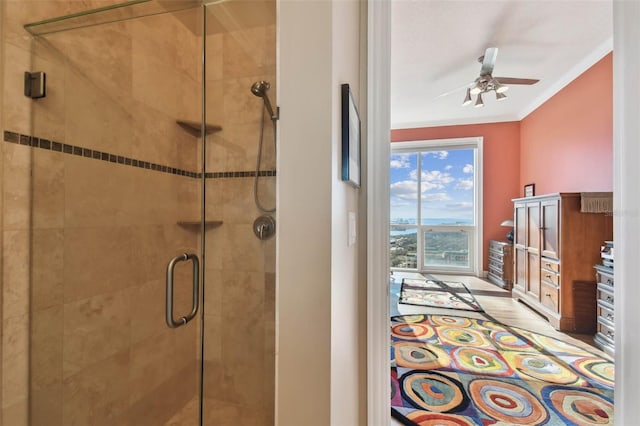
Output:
[[0, 0, 276, 424]]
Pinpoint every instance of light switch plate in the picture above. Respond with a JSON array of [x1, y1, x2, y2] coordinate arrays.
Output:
[[348, 212, 357, 246]]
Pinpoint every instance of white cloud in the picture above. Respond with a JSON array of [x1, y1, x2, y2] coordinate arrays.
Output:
[[390, 180, 418, 200], [428, 150, 449, 160], [417, 170, 455, 190], [390, 154, 412, 169], [391, 174, 456, 197], [444, 165, 453, 171], [454, 179, 474, 190], [423, 170, 454, 183], [422, 192, 451, 201], [422, 181, 441, 191], [463, 164, 474, 174]]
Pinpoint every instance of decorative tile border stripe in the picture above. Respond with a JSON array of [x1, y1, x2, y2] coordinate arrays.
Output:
[[3, 130, 276, 179], [204, 170, 276, 178]]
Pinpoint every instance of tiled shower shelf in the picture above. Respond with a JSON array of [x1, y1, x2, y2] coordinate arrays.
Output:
[[24, 0, 200, 36], [177, 220, 223, 230], [176, 120, 223, 138]]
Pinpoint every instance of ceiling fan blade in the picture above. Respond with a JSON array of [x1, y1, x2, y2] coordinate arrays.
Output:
[[479, 47, 498, 76], [494, 77, 540, 85], [436, 81, 476, 98]]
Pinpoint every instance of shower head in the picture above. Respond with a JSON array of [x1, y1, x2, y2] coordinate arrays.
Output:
[[251, 81, 271, 98], [251, 80, 277, 121]]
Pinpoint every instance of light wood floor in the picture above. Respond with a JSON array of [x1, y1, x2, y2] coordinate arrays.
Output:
[[390, 271, 609, 425]]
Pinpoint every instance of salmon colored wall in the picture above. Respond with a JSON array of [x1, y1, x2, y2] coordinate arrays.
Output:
[[390, 54, 613, 274], [520, 53, 613, 193], [391, 122, 521, 271]]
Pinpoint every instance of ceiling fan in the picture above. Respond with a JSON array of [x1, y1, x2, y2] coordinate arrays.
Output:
[[443, 47, 540, 107]]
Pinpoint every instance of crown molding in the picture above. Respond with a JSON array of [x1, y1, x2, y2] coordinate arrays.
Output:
[[392, 37, 614, 131], [392, 113, 520, 130]]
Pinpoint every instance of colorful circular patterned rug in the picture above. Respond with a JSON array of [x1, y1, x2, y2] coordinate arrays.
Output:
[[391, 314, 614, 426]]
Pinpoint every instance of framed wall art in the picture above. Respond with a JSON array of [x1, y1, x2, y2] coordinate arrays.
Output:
[[341, 83, 361, 188], [524, 183, 535, 197]]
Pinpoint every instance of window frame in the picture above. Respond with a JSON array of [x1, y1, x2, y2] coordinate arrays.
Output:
[[390, 137, 483, 276]]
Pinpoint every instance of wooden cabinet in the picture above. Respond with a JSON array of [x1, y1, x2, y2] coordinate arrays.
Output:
[[512, 193, 612, 331], [487, 240, 513, 289]]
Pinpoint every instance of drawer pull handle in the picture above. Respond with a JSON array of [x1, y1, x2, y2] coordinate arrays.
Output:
[[606, 331, 614, 338], [607, 279, 613, 285], [545, 293, 552, 297], [545, 274, 552, 279], [606, 296, 614, 303], [606, 313, 614, 321]]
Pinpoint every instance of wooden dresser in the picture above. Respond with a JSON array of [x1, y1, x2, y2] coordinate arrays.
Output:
[[487, 240, 513, 289], [512, 193, 613, 331]]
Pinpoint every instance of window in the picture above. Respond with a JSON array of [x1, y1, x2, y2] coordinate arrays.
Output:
[[390, 138, 482, 274]]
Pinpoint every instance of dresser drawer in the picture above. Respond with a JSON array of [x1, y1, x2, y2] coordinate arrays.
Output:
[[489, 240, 511, 253], [596, 271, 614, 287], [488, 272, 504, 285], [594, 333, 615, 356], [541, 270, 559, 286], [540, 281, 559, 313], [488, 258, 504, 269], [488, 264, 504, 280], [597, 283, 614, 306], [597, 319, 615, 343], [541, 258, 560, 274], [597, 301, 614, 326], [488, 250, 504, 263]]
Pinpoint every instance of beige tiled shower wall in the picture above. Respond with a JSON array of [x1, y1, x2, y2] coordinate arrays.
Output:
[[1, 2, 204, 425], [2, 2, 276, 425], [200, 2, 276, 424]]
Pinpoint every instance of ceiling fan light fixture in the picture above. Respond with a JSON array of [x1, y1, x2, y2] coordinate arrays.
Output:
[[462, 88, 472, 106], [496, 91, 507, 101], [495, 84, 509, 93], [474, 93, 484, 108]]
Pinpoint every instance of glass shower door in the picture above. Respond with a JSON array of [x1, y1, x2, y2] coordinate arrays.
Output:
[[199, 2, 277, 425], [10, 3, 206, 425], [3, 0, 277, 424]]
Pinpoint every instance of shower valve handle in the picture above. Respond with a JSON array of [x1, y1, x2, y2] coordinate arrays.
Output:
[[253, 215, 276, 240]]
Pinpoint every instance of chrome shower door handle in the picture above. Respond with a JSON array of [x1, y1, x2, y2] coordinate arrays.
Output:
[[165, 253, 200, 328]]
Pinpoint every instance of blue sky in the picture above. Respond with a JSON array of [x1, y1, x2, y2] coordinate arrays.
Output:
[[390, 149, 475, 224]]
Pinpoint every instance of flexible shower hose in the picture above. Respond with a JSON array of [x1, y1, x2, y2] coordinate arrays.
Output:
[[254, 98, 277, 213]]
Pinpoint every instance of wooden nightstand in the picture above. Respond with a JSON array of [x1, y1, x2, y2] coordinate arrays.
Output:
[[488, 240, 513, 290]]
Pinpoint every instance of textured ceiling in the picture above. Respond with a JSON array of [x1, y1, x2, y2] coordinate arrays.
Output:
[[391, 0, 613, 129]]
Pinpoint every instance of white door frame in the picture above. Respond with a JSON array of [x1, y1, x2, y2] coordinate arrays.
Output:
[[368, 0, 636, 424], [365, 1, 391, 425]]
